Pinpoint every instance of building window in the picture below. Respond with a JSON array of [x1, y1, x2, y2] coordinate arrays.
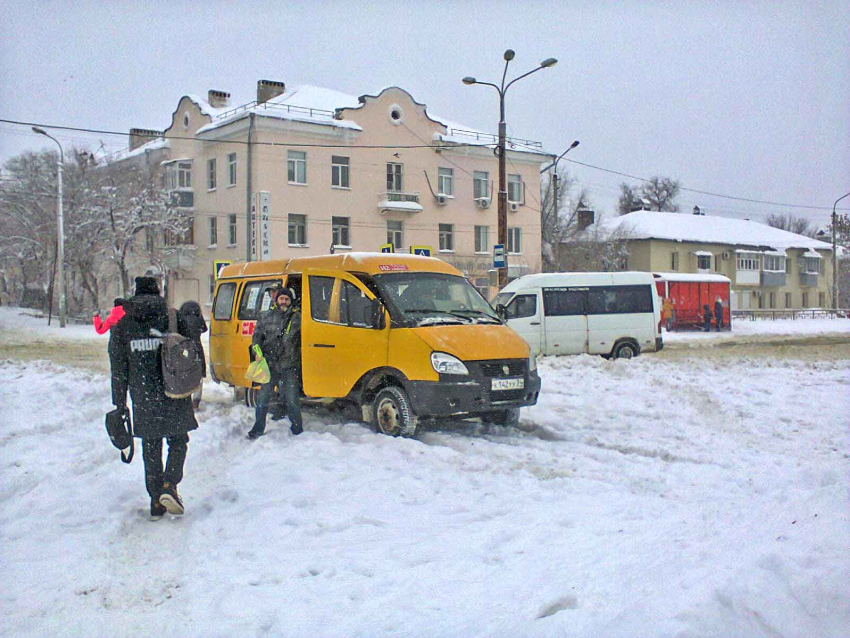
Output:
[[804, 257, 821, 274], [387, 163, 403, 192], [439, 224, 454, 251], [288, 150, 307, 184], [714, 255, 722, 273], [178, 162, 192, 188], [785, 292, 792, 308], [801, 292, 809, 308], [332, 216, 350, 247], [764, 254, 785, 271], [207, 158, 216, 191], [228, 214, 237, 245], [332, 156, 350, 188], [508, 227, 521, 254], [697, 255, 711, 270], [474, 225, 489, 253], [438, 168, 453, 196], [819, 292, 826, 307], [209, 275, 215, 304], [473, 171, 489, 199], [288, 214, 307, 245], [209, 216, 217, 246], [785, 259, 791, 274], [508, 174, 522, 203], [387, 220, 403, 249], [769, 292, 776, 308], [227, 153, 237, 186], [737, 252, 760, 271], [671, 252, 679, 271]]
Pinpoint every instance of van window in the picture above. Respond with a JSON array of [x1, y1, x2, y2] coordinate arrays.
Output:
[[309, 276, 334, 321], [543, 288, 585, 316], [341, 280, 373, 327], [506, 294, 537, 319], [237, 280, 280, 320], [213, 282, 237, 320], [587, 285, 653, 315]]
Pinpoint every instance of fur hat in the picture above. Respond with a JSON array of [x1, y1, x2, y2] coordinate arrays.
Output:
[[275, 287, 295, 302], [134, 276, 160, 296]]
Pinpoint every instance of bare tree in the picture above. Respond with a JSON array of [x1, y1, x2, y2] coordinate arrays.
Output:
[[766, 213, 818, 238], [618, 177, 681, 215], [540, 166, 591, 271], [827, 212, 850, 307], [554, 218, 631, 272]]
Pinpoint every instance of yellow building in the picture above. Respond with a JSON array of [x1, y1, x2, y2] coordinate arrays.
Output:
[[121, 81, 549, 312]]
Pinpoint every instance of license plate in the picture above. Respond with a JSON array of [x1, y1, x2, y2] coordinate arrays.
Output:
[[491, 377, 524, 391]]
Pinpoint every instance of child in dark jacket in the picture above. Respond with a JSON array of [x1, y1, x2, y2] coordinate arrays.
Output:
[[702, 304, 713, 332], [178, 301, 208, 409], [93, 299, 127, 334]]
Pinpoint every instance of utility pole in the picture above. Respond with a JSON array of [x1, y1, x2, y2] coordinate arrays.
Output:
[[833, 191, 850, 309]]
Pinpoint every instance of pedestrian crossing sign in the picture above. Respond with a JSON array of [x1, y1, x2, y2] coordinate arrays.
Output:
[[214, 260, 232, 279], [380, 243, 394, 253], [409, 245, 432, 257]]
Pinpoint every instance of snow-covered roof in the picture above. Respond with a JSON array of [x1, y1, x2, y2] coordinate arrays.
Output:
[[378, 200, 424, 212], [107, 135, 169, 163], [598, 211, 833, 253], [652, 272, 731, 283]]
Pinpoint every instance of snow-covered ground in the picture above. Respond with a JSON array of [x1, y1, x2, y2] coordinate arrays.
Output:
[[1, 307, 848, 637]]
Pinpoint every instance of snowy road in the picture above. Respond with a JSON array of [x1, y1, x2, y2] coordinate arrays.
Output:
[[1, 308, 849, 637]]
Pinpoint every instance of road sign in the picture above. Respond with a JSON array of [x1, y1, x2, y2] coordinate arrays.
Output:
[[410, 245, 432, 257], [380, 243, 394, 253], [493, 244, 506, 268], [214, 260, 232, 279]]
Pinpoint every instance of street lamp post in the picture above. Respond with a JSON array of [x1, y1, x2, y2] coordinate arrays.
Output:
[[464, 50, 557, 289], [540, 141, 580, 268], [832, 190, 850, 310], [32, 126, 66, 328]]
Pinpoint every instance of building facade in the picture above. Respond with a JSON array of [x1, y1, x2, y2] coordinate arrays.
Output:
[[121, 81, 548, 312]]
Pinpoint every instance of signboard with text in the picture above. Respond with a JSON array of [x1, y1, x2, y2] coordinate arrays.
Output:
[[493, 244, 506, 268], [250, 191, 271, 261]]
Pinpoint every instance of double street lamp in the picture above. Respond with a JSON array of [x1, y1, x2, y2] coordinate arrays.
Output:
[[833, 191, 850, 310], [32, 126, 66, 328], [464, 50, 557, 289]]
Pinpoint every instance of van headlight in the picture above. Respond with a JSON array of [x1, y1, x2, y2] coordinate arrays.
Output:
[[431, 352, 469, 375], [529, 352, 537, 372]]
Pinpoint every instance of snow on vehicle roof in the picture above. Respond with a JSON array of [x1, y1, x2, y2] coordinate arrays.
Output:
[[500, 270, 655, 292], [652, 272, 731, 283], [598, 211, 834, 253]]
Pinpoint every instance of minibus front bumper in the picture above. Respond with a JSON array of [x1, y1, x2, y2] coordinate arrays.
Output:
[[407, 360, 541, 418]]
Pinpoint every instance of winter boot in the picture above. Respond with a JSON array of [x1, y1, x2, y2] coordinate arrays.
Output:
[[150, 498, 167, 520], [159, 482, 184, 515], [290, 423, 303, 436], [247, 428, 265, 440]]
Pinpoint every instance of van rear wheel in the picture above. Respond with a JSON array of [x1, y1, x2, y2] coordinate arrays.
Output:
[[373, 386, 417, 437], [612, 342, 638, 359]]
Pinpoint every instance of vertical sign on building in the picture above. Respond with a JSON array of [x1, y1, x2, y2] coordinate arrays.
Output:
[[250, 193, 258, 261], [259, 191, 271, 261]]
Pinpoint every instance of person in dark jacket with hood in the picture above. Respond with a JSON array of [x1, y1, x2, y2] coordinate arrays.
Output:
[[108, 276, 198, 519], [702, 303, 713, 332], [247, 287, 303, 439], [714, 297, 724, 332], [178, 300, 208, 409]]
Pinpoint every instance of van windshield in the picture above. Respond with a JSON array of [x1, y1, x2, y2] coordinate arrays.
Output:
[[374, 273, 500, 326]]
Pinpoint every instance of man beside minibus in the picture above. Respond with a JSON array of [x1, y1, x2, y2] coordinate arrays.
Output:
[[247, 287, 303, 439]]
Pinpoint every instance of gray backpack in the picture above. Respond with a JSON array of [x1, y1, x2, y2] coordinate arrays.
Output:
[[161, 307, 204, 399]]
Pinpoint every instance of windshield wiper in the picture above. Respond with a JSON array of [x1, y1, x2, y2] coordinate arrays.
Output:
[[447, 308, 501, 323], [402, 308, 469, 325]]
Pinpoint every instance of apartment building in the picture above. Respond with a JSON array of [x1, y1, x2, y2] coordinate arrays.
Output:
[[584, 211, 835, 310], [121, 81, 549, 312]]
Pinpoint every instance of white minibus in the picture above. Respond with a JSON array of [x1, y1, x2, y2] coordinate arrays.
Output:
[[494, 271, 663, 359]]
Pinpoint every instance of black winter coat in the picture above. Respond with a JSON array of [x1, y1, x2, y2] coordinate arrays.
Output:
[[178, 300, 208, 377], [251, 306, 301, 373], [109, 294, 198, 439], [714, 301, 723, 323]]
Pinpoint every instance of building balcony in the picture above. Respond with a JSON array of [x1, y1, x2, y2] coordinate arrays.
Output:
[[169, 189, 194, 209], [799, 272, 818, 287], [378, 191, 423, 213], [761, 271, 786, 287]]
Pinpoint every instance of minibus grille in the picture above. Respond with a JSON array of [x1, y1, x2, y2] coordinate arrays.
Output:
[[490, 389, 526, 402], [477, 360, 527, 378]]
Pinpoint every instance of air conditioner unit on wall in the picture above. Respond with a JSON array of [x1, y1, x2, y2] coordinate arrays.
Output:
[[475, 197, 491, 209], [436, 195, 447, 206], [722, 251, 730, 260], [509, 202, 519, 213]]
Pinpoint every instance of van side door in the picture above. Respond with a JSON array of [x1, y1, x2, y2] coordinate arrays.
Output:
[[504, 291, 543, 356], [234, 279, 282, 384], [542, 287, 588, 355], [301, 271, 389, 399], [210, 280, 239, 384]]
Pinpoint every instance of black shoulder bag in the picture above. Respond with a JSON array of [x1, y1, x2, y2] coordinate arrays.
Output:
[[104, 406, 134, 464]]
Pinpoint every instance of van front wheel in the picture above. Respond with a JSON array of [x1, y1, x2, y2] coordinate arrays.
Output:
[[612, 342, 639, 359], [481, 408, 520, 428], [373, 386, 417, 438]]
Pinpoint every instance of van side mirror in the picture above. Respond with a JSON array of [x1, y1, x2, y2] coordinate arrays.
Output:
[[370, 298, 386, 330], [495, 303, 508, 321]]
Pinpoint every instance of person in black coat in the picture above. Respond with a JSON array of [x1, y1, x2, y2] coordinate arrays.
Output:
[[178, 300, 208, 409], [108, 277, 198, 519], [714, 297, 724, 332], [702, 303, 713, 332], [247, 287, 303, 439]]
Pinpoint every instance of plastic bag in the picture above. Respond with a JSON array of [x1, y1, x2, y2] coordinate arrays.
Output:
[[245, 344, 271, 384]]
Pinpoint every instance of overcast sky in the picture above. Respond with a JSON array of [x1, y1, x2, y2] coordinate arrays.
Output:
[[2, 0, 848, 228]]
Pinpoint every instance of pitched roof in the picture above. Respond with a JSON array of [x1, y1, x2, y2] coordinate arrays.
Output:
[[598, 211, 833, 253]]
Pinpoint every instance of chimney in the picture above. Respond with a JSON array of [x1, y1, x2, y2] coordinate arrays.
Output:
[[577, 207, 595, 231], [208, 89, 231, 108], [129, 128, 162, 152], [257, 79, 286, 104]]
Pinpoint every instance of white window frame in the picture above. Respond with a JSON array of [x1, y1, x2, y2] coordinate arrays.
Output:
[[209, 216, 217, 247], [473, 171, 489, 199], [474, 225, 489, 253], [332, 216, 350, 247], [177, 161, 192, 189], [332, 155, 350, 189], [804, 256, 821, 274], [289, 214, 307, 246], [508, 227, 522, 254], [387, 220, 403, 249], [736, 252, 760, 271], [207, 158, 217, 191], [387, 162, 403, 192], [227, 153, 237, 187], [697, 255, 711, 270], [763, 254, 786, 271], [228, 214, 237, 246], [438, 168, 454, 196], [288, 150, 307, 185], [507, 174, 522, 203], [438, 224, 454, 252]]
